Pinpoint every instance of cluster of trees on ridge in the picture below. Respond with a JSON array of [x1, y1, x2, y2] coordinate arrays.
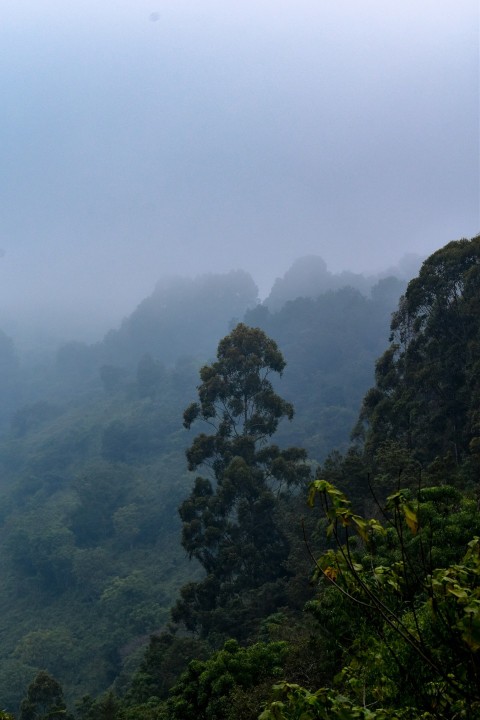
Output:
[[0, 257, 404, 705], [1, 237, 480, 718]]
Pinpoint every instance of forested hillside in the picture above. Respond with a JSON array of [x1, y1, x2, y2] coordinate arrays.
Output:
[[0, 259, 404, 710], [2, 237, 479, 718], [111, 235, 478, 720]]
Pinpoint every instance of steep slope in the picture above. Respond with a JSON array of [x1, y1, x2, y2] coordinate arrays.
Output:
[[0, 268, 404, 709]]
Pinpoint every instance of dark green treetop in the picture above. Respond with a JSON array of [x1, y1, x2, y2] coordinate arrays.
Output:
[[174, 324, 310, 639], [183, 323, 294, 472], [356, 236, 480, 474], [19, 671, 70, 720]]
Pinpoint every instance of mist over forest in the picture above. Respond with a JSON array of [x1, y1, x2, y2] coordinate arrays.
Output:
[[0, 0, 478, 717], [0, 235, 479, 717], [0, 250, 409, 431], [1, 1, 477, 345], [0, 249, 410, 704], [1, 250, 421, 357]]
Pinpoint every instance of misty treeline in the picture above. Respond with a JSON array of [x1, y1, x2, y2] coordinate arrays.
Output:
[[1, 257, 410, 438], [2, 240, 478, 717]]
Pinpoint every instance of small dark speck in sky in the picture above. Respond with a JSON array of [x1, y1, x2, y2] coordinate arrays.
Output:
[[149, 12, 159, 22]]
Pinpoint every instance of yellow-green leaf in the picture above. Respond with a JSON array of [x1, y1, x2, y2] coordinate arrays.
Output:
[[402, 503, 419, 534]]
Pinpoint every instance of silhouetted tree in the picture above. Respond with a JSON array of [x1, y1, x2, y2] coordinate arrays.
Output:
[[19, 671, 69, 720], [173, 324, 310, 639], [357, 236, 480, 474]]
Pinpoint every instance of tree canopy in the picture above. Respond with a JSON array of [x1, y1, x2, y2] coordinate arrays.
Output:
[[357, 236, 480, 476], [174, 324, 310, 639]]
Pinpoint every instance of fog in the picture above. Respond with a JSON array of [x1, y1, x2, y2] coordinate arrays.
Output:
[[1, 0, 478, 342]]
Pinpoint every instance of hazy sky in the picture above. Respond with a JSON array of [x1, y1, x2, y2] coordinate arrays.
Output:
[[1, 1, 478, 340]]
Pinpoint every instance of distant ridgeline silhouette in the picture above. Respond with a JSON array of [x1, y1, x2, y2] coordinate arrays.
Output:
[[264, 254, 423, 311], [100, 270, 259, 367]]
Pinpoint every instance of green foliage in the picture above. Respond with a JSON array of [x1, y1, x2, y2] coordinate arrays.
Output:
[[6, 516, 76, 593], [14, 628, 75, 680], [430, 537, 480, 652], [174, 324, 311, 639], [19, 671, 70, 720], [260, 682, 414, 719], [294, 479, 480, 718], [358, 236, 480, 477], [75, 691, 128, 720], [0, 375, 196, 707], [168, 639, 288, 720], [126, 632, 209, 705], [0, 250, 433, 710], [183, 323, 293, 450], [0, 712, 15, 720], [245, 281, 402, 460]]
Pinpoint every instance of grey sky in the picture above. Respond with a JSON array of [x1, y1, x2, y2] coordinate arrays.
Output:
[[1, 1, 478, 340]]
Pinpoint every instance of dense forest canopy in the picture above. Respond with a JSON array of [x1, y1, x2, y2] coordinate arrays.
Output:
[[357, 236, 480, 474], [0, 257, 404, 708], [0, 238, 479, 718]]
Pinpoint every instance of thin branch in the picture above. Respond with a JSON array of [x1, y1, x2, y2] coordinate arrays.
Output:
[[301, 519, 373, 609], [328, 505, 460, 689]]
